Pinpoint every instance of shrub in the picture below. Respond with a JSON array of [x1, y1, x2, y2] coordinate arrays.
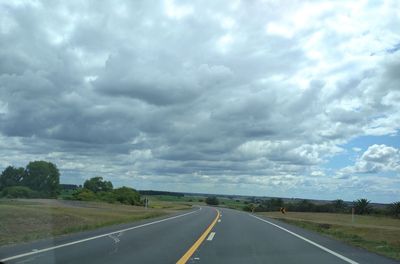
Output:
[[113, 187, 141, 205], [1, 186, 40, 198], [73, 188, 97, 201], [205, 196, 219, 206], [97, 191, 117, 203], [83, 177, 113, 193], [243, 204, 255, 212]]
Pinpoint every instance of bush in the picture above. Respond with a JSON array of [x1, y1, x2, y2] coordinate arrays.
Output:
[[83, 177, 113, 193], [97, 191, 117, 203], [205, 196, 219, 206], [113, 187, 141, 205], [1, 186, 40, 198], [73, 188, 97, 201], [243, 204, 255, 212]]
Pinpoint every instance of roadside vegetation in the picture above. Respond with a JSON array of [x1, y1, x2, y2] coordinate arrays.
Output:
[[1, 161, 399, 259], [258, 211, 400, 260], [0, 161, 143, 206], [0, 199, 190, 246], [0, 161, 193, 246], [250, 198, 400, 260]]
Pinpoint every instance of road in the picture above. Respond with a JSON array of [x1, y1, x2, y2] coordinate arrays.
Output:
[[0, 206, 398, 264]]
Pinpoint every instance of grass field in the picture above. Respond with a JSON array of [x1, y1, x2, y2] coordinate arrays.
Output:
[[0, 198, 191, 246], [258, 211, 400, 260], [145, 194, 249, 210], [146, 195, 206, 207]]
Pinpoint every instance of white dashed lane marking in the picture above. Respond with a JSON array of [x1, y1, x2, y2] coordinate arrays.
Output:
[[207, 232, 216, 241]]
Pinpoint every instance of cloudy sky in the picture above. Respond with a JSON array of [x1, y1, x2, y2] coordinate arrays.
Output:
[[1, 0, 400, 203]]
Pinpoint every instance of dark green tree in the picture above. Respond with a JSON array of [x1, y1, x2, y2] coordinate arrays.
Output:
[[205, 196, 219, 206], [113, 187, 140, 205], [23, 161, 60, 197], [83, 176, 113, 193], [353, 198, 372, 215], [0, 166, 25, 190], [296, 199, 315, 212], [332, 199, 346, 212], [388, 201, 400, 218]]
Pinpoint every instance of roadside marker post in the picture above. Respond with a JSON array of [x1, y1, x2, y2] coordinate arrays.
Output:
[[351, 207, 355, 223]]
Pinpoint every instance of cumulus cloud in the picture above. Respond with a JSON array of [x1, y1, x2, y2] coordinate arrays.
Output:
[[0, 0, 399, 201], [341, 144, 400, 174]]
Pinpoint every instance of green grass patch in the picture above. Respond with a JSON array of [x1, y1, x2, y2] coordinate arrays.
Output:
[[0, 198, 191, 246], [259, 212, 400, 260]]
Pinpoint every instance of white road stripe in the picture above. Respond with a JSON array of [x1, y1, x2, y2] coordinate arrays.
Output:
[[1, 208, 201, 262], [249, 214, 359, 264], [207, 232, 216, 241]]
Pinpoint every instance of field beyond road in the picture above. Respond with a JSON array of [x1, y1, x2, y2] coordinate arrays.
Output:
[[0, 198, 191, 246], [258, 211, 400, 260]]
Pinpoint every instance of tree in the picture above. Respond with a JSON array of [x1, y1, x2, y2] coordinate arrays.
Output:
[[83, 176, 113, 193], [23, 161, 60, 197], [353, 198, 372, 215], [296, 199, 315, 212], [1, 186, 39, 198], [332, 199, 346, 212], [113, 187, 141, 205], [205, 196, 219, 206], [0, 166, 25, 190], [388, 202, 400, 218]]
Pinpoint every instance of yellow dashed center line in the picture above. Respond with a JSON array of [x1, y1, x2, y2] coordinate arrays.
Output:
[[176, 208, 220, 264]]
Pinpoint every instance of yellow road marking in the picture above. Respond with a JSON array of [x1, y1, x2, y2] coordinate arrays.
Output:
[[176, 208, 220, 264]]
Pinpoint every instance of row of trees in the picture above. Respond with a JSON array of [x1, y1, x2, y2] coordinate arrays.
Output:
[[72, 176, 142, 205], [0, 161, 60, 198], [247, 198, 400, 218], [0, 161, 142, 206]]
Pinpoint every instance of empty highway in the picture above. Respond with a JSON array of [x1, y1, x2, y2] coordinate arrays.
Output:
[[0, 207, 398, 264]]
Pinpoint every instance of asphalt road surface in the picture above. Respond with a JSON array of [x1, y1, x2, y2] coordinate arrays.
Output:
[[0, 206, 398, 264]]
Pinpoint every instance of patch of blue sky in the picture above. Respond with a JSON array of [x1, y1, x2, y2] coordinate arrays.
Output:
[[386, 42, 400, 54], [323, 133, 400, 170]]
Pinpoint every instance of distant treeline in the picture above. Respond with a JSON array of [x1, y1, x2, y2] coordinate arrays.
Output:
[[60, 184, 81, 190], [245, 198, 400, 218], [139, 190, 184, 197]]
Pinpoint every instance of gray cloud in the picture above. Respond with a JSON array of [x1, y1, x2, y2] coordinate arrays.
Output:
[[0, 0, 400, 202]]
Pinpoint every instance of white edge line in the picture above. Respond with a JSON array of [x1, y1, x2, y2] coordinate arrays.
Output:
[[1, 208, 201, 262], [206, 232, 216, 241], [249, 214, 359, 264]]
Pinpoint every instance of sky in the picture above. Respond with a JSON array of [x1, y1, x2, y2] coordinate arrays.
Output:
[[0, 0, 399, 203]]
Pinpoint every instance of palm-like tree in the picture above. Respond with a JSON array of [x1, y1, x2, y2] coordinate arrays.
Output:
[[353, 198, 372, 215], [388, 202, 400, 218], [332, 199, 346, 212]]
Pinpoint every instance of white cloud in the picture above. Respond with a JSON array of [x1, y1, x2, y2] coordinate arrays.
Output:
[[341, 144, 400, 174], [164, 0, 193, 20], [0, 0, 400, 202]]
